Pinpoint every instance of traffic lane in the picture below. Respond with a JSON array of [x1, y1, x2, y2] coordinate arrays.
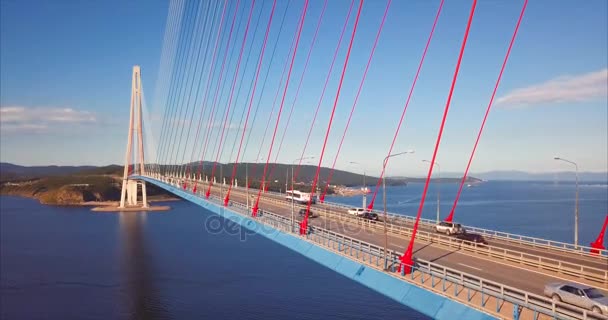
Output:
[[486, 239, 608, 271], [207, 187, 608, 295], [257, 194, 606, 270], [232, 193, 575, 294], [220, 187, 605, 271], [311, 217, 552, 294]]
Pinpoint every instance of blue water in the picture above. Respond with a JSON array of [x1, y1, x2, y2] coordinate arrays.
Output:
[[326, 181, 608, 246], [0, 196, 427, 320]]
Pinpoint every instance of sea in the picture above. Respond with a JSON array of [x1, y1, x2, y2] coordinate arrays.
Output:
[[1, 181, 607, 320]]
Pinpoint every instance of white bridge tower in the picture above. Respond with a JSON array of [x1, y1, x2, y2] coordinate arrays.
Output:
[[119, 65, 148, 208]]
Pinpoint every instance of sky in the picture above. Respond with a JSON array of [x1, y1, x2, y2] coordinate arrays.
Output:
[[1, 0, 607, 177]]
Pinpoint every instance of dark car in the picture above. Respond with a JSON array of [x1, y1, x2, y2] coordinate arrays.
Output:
[[456, 232, 487, 245], [298, 208, 317, 218], [361, 212, 379, 221]]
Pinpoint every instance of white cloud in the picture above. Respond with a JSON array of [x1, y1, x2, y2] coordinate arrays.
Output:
[[0, 106, 97, 133], [497, 68, 608, 107]]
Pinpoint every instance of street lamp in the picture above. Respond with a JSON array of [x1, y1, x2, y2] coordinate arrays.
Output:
[[246, 157, 265, 210], [291, 156, 315, 233], [554, 156, 580, 247], [382, 149, 415, 269], [348, 161, 367, 208], [422, 159, 441, 223]]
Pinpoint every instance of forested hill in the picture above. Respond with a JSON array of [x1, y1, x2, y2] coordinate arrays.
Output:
[[1, 162, 480, 186]]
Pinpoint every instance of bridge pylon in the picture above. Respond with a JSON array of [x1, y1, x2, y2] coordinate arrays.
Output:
[[119, 65, 148, 209]]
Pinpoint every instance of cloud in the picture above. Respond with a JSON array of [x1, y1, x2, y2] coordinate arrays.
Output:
[[497, 68, 608, 107], [0, 106, 97, 133]]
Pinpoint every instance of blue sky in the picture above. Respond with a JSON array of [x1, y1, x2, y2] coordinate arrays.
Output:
[[1, 0, 606, 177]]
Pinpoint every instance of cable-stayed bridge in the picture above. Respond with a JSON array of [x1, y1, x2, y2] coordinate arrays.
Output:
[[117, 0, 608, 319]]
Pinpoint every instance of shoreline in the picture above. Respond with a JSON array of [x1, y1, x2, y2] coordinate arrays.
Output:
[[0, 193, 180, 207]]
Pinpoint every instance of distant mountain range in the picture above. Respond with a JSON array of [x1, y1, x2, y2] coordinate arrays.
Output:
[[2, 162, 604, 183], [471, 170, 607, 182], [0, 163, 99, 181]]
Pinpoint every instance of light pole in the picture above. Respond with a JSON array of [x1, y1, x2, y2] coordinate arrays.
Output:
[[220, 163, 223, 200], [554, 156, 579, 247], [349, 161, 367, 208], [422, 159, 441, 223], [246, 157, 264, 210], [382, 150, 415, 269], [291, 156, 315, 232]]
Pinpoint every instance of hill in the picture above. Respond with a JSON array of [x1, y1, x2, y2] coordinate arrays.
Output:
[[472, 170, 607, 182], [0, 163, 100, 181]]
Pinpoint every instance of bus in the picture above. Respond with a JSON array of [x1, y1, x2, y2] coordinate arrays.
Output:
[[285, 190, 317, 204]]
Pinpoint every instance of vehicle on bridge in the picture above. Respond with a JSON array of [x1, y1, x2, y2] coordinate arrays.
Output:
[[544, 282, 608, 315], [455, 231, 487, 245], [361, 212, 379, 221], [298, 208, 317, 218], [435, 221, 464, 235], [286, 190, 317, 204], [347, 207, 368, 216]]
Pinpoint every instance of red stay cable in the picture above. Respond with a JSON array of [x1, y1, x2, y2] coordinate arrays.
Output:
[[246, 25, 298, 189], [399, 0, 477, 274], [252, 0, 310, 216], [189, 0, 230, 193], [300, 0, 364, 235], [197, 0, 240, 196], [266, 0, 328, 182], [224, 0, 278, 206], [319, 0, 392, 203], [206, 0, 257, 199], [293, 0, 355, 182], [445, 0, 528, 222], [366, 0, 445, 211]]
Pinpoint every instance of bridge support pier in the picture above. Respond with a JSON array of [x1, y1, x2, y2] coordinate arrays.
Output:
[[118, 65, 148, 209]]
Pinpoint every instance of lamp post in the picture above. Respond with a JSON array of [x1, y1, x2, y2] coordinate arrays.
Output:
[[246, 157, 264, 210], [382, 150, 415, 269], [349, 161, 367, 208], [422, 159, 441, 223], [291, 156, 315, 232], [554, 156, 579, 247], [220, 163, 223, 200]]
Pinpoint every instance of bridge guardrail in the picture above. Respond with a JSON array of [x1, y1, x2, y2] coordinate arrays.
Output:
[[315, 197, 608, 259], [205, 177, 608, 259], [194, 189, 607, 320], [233, 190, 608, 284], [157, 175, 608, 258], [160, 175, 608, 283]]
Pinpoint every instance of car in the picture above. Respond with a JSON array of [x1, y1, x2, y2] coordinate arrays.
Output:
[[360, 212, 379, 221], [298, 208, 317, 218], [435, 221, 464, 235], [544, 282, 608, 314], [347, 207, 367, 216], [455, 232, 487, 245]]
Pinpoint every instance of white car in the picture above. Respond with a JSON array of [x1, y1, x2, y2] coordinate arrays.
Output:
[[435, 221, 464, 235], [544, 282, 608, 315], [347, 208, 367, 216]]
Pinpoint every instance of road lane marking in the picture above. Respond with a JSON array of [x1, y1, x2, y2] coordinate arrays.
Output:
[[458, 263, 483, 271]]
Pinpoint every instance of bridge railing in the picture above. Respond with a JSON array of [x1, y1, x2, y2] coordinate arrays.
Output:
[[155, 174, 608, 259], [220, 190, 608, 284], [197, 190, 607, 320], [316, 197, 608, 259], [148, 176, 608, 320]]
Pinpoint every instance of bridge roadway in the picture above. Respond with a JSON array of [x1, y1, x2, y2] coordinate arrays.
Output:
[[193, 182, 608, 297], [146, 176, 608, 319], [189, 180, 607, 274], [237, 187, 607, 271]]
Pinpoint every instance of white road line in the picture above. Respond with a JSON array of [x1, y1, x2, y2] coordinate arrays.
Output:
[[458, 263, 483, 271]]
